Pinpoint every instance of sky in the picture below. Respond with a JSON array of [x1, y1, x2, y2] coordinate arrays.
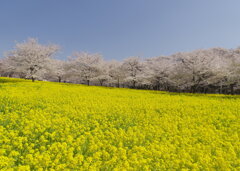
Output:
[[1, 0, 240, 60]]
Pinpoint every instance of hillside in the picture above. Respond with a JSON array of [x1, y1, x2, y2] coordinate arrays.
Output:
[[0, 77, 239, 170]]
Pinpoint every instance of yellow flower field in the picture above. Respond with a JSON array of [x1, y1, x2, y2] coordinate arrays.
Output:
[[0, 77, 239, 170]]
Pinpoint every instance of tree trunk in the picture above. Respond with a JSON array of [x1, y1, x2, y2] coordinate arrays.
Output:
[[31, 77, 35, 82], [8, 73, 13, 77], [58, 76, 61, 83], [204, 87, 208, 94], [166, 86, 169, 91], [133, 81, 136, 88], [87, 80, 90, 86], [219, 81, 223, 94], [157, 84, 160, 90], [230, 84, 234, 95], [191, 85, 196, 93], [117, 78, 120, 88]]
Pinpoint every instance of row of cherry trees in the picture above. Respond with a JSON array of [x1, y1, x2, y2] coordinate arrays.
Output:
[[1, 38, 240, 94]]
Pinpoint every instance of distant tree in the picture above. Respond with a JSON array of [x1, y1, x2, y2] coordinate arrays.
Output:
[[107, 60, 125, 87], [45, 59, 67, 82], [215, 48, 240, 94], [5, 38, 59, 82], [0, 59, 3, 76], [94, 61, 112, 86], [172, 49, 216, 93], [2, 37, 240, 94], [121, 57, 144, 88], [145, 56, 174, 90], [68, 52, 103, 85]]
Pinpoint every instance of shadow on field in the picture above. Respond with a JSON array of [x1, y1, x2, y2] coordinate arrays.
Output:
[[0, 77, 27, 83], [149, 90, 240, 100], [167, 92, 240, 100]]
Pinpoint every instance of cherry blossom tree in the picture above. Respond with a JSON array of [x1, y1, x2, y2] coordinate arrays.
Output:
[[121, 57, 144, 88], [172, 49, 217, 93], [67, 52, 103, 85], [5, 38, 59, 82], [45, 59, 67, 82], [2, 37, 240, 94], [94, 61, 112, 86], [145, 56, 174, 90], [107, 60, 125, 87]]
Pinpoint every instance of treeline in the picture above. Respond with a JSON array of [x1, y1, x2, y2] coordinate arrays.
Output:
[[1, 38, 240, 94]]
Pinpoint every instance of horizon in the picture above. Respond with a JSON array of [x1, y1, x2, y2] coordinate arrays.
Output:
[[1, 0, 240, 60]]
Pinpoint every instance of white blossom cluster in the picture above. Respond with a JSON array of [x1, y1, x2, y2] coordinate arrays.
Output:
[[1, 38, 240, 94]]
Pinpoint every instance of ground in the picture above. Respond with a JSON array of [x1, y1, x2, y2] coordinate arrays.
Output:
[[0, 77, 239, 170]]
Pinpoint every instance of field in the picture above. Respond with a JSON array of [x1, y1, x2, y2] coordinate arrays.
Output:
[[0, 77, 239, 170]]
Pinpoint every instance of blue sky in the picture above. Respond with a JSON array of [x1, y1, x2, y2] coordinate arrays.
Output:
[[1, 0, 240, 60]]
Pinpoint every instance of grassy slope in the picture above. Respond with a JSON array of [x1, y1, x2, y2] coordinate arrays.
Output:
[[0, 77, 239, 170]]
